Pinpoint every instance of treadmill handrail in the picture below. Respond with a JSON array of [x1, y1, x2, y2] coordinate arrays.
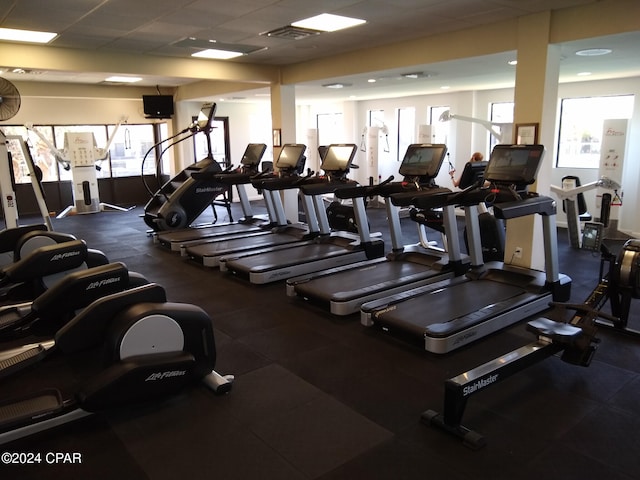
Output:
[[390, 187, 452, 208], [333, 175, 395, 199], [298, 179, 359, 196], [492, 195, 557, 219]]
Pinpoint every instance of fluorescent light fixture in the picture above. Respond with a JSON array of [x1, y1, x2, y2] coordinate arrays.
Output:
[[440, 85, 450, 90], [292, 13, 366, 32], [192, 49, 244, 60], [577, 71, 592, 76], [105, 76, 142, 83], [575, 48, 612, 56], [322, 82, 352, 89], [367, 78, 376, 83], [0, 27, 57, 43], [508, 60, 518, 65]]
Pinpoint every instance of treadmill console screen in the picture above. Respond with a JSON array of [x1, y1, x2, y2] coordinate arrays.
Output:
[[484, 144, 545, 185], [398, 144, 447, 178], [196, 102, 217, 131], [457, 160, 488, 189], [321, 144, 357, 173], [240, 143, 267, 166], [276, 144, 307, 170]]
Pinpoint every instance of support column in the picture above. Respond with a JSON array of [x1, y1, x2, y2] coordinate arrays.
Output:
[[505, 12, 560, 271], [270, 83, 298, 222]]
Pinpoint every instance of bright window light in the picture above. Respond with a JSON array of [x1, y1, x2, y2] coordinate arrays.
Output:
[[105, 76, 142, 83], [192, 49, 244, 60], [292, 13, 366, 32], [0, 27, 57, 44]]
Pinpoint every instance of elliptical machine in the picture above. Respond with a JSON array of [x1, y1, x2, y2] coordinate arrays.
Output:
[[0, 285, 233, 445], [143, 103, 230, 231]]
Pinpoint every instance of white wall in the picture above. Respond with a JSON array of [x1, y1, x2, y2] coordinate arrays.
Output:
[[6, 77, 639, 236], [294, 77, 640, 237]]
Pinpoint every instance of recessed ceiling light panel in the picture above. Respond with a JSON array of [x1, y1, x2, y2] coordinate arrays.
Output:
[[322, 82, 352, 89], [105, 76, 142, 83], [0, 27, 57, 44], [192, 49, 244, 60], [575, 48, 612, 56], [292, 14, 366, 32]]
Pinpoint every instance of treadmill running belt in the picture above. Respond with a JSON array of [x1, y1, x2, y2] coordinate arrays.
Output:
[[158, 223, 257, 244], [186, 232, 300, 258], [228, 242, 351, 272], [374, 280, 527, 338], [296, 261, 437, 301]]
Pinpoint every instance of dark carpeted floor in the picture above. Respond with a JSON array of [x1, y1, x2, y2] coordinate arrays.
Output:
[[2, 202, 638, 480]]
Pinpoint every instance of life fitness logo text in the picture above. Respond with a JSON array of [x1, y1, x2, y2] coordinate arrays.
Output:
[[85, 276, 121, 290], [605, 128, 625, 136], [145, 370, 187, 381], [50, 250, 81, 261]]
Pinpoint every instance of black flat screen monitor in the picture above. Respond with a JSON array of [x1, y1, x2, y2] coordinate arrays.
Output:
[[321, 144, 357, 173], [196, 102, 217, 131], [484, 144, 545, 185], [457, 160, 488, 189], [142, 95, 174, 118], [398, 144, 447, 178], [276, 144, 306, 170], [241, 143, 267, 166]]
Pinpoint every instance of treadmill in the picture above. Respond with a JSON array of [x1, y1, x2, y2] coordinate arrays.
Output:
[[360, 144, 572, 353], [154, 143, 278, 251], [285, 143, 469, 316], [182, 144, 321, 268], [219, 144, 385, 284]]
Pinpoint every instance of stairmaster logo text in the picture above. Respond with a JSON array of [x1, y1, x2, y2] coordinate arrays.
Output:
[[85, 276, 121, 290], [50, 250, 82, 261], [463, 374, 499, 397], [145, 370, 187, 381]]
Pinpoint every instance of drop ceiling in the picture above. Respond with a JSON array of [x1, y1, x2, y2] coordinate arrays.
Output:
[[1, 0, 639, 102]]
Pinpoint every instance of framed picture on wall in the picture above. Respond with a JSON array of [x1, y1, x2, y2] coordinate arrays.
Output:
[[516, 123, 539, 145], [272, 129, 281, 147]]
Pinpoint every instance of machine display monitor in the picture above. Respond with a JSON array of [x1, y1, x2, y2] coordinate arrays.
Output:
[[142, 95, 174, 118], [398, 144, 447, 178], [484, 144, 545, 185], [318, 145, 329, 161], [321, 144, 357, 172], [581, 222, 604, 251], [457, 160, 488, 189], [276, 144, 307, 170], [196, 102, 217, 131], [240, 143, 267, 166]]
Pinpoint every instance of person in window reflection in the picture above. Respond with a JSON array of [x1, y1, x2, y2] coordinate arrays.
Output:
[[450, 151, 483, 188]]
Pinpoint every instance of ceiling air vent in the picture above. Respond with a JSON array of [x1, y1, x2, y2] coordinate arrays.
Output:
[[262, 25, 321, 40]]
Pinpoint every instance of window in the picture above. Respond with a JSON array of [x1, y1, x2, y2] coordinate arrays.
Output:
[[368, 110, 384, 127], [192, 118, 229, 167], [397, 107, 415, 161], [108, 124, 156, 177], [556, 95, 634, 168], [3, 123, 161, 183], [490, 102, 514, 151], [8, 125, 59, 183], [430, 105, 449, 144], [317, 112, 343, 146]]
